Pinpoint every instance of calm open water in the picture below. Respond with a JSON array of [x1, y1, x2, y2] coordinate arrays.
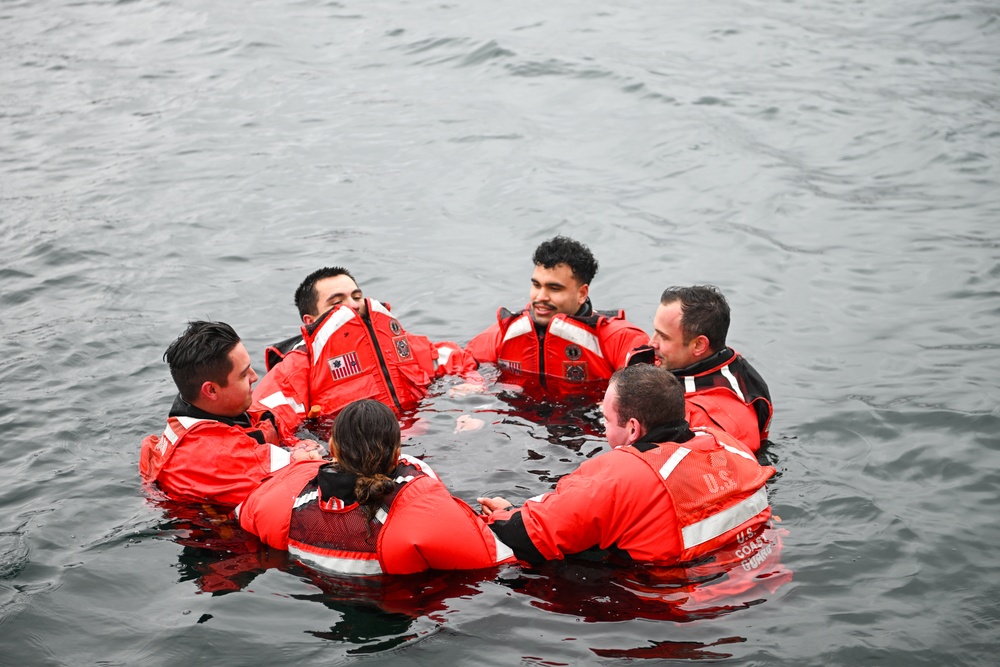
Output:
[[2, 0, 998, 664]]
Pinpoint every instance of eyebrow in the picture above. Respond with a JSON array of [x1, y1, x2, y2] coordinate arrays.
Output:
[[239, 362, 252, 377], [533, 279, 567, 289]]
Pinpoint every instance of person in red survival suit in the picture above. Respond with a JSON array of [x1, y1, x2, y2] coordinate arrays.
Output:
[[249, 267, 479, 441], [478, 364, 776, 566], [631, 285, 773, 452], [465, 236, 649, 393], [139, 321, 321, 507], [237, 399, 516, 575]]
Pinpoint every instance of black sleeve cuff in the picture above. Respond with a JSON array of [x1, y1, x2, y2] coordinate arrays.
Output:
[[488, 510, 546, 566]]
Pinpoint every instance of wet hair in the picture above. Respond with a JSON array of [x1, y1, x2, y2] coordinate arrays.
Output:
[[609, 364, 685, 428], [532, 236, 599, 286], [163, 321, 241, 403], [294, 266, 356, 320], [329, 400, 401, 523], [660, 285, 730, 352]]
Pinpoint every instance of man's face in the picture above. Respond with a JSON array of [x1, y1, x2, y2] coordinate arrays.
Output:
[[529, 263, 588, 327], [214, 342, 257, 417], [307, 274, 365, 324], [602, 383, 631, 449], [649, 301, 700, 370]]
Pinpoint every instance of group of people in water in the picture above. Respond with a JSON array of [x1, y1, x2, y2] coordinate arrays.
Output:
[[140, 236, 776, 576]]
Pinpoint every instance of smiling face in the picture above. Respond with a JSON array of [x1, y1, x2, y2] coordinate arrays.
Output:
[[529, 263, 589, 327], [649, 300, 703, 370], [305, 274, 366, 324], [208, 342, 257, 417]]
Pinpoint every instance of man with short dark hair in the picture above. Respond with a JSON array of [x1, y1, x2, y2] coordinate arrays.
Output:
[[478, 364, 775, 565], [466, 236, 648, 390], [251, 267, 478, 441], [140, 321, 317, 507], [643, 285, 773, 452]]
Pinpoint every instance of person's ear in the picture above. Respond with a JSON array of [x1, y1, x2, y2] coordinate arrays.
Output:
[[200, 381, 219, 403], [690, 334, 711, 358], [302, 314, 315, 326], [626, 417, 644, 445], [578, 282, 590, 306]]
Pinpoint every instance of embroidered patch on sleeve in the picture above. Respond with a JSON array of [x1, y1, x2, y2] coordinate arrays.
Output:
[[563, 362, 588, 382], [328, 352, 363, 380], [393, 336, 411, 359]]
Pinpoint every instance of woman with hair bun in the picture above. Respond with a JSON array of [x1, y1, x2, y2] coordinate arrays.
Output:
[[237, 399, 514, 575]]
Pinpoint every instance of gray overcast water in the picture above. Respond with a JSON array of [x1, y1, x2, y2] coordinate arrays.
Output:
[[1, 0, 998, 664]]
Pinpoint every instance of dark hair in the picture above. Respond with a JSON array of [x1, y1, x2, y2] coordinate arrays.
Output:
[[659, 285, 730, 352], [294, 267, 356, 320], [163, 321, 241, 403], [330, 400, 401, 523], [609, 364, 685, 429], [532, 236, 599, 286]]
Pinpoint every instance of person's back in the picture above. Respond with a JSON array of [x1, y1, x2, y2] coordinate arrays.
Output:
[[481, 365, 775, 566], [237, 400, 514, 575]]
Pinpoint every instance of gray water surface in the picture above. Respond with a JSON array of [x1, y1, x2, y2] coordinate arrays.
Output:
[[1, 0, 998, 664]]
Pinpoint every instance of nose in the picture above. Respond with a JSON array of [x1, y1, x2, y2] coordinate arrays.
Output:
[[348, 295, 363, 310], [249, 367, 259, 383]]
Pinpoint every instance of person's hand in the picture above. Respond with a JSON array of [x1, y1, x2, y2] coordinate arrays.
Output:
[[290, 448, 322, 462], [454, 414, 486, 433], [448, 382, 486, 398], [477, 496, 513, 516]]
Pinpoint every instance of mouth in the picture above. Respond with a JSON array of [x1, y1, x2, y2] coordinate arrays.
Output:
[[532, 303, 552, 315]]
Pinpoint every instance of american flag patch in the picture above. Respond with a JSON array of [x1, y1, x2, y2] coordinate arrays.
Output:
[[327, 352, 362, 380], [498, 359, 522, 374]]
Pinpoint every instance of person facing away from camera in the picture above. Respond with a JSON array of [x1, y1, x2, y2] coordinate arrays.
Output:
[[237, 399, 515, 575]]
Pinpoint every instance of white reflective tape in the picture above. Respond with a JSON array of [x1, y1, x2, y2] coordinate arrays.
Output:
[[435, 345, 454, 371], [293, 490, 318, 509], [681, 486, 769, 550], [162, 424, 178, 446], [369, 300, 392, 318], [549, 318, 603, 358], [528, 492, 550, 504], [233, 503, 242, 520], [312, 307, 356, 364], [501, 315, 533, 344], [259, 391, 306, 415], [374, 508, 388, 524], [394, 475, 415, 484], [176, 416, 209, 429], [720, 365, 746, 402], [269, 445, 291, 472], [401, 454, 438, 479], [492, 531, 515, 563], [721, 442, 755, 461], [289, 545, 383, 576], [684, 376, 696, 394], [658, 447, 690, 480]]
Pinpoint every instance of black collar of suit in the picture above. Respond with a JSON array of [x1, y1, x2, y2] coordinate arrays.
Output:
[[167, 394, 252, 429], [630, 419, 695, 452]]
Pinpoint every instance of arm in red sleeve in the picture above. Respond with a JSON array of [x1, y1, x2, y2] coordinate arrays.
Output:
[[251, 349, 310, 444], [601, 321, 652, 370], [465, 322, 502, 366]]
